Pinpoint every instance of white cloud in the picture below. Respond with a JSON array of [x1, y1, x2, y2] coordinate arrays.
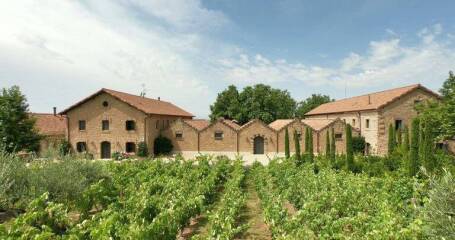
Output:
[[220, 24, 455, 90], [0, 0, 230, 117]]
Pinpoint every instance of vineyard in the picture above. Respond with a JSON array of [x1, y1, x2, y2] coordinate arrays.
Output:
[[0, 152, 454, 239]]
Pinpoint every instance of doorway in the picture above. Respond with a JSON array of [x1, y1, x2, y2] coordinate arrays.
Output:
[[253, 136, 265, 154], [101, 141, 111, 159]]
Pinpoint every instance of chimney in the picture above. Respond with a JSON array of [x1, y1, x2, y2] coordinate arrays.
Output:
[[53, 107, 57, 116], [158, 97, 160, 101]]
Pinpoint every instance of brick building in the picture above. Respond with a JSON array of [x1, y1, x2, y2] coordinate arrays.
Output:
[[60, 88, 193, 159], [305, 84, 439, 155], [31, 110, 67, 153]]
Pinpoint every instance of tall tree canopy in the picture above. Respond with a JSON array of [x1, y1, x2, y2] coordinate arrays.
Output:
[[0, 86, 41, 152], [210, 84, 296, 124], [295, 94, 333, 118]]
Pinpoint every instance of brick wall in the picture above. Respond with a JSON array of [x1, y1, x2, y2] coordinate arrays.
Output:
[[199, 120, 238, 152], [238, 120, 277, 154]]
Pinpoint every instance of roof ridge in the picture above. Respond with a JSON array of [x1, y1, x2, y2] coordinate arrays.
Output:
[[102, 88, 172, 104], [332, 84, 420, 102]]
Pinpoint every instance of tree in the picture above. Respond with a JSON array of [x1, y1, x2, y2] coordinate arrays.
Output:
[[388, 124, 396, 155], [284, 128, 290, 159], [210, 84, 296, 124], [209, 85, 241, 122], [295, 94, 333, 117], [403, 125, 410, 152], [0, 86, 41, 152], [421, 117, 436, 172], [304, 127, 310, 153], [409, 118, 420, 177], [153, 135, 173, 156], [352, 136, 366, 154], [137, 141, 149, 157], [346, 124, 354, 172], [439, 71, 455, 98], [308, 128, 314, 163], [330, 128, 336, 163], [325, 131, 330, 157], [294, 130, 302, 165], [396, 128, 402, 147]]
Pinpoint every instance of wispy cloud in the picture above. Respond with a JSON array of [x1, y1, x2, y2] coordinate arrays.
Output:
[[219, 24, 455, 89]]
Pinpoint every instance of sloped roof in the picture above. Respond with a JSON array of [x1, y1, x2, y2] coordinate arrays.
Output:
[[239, 119, 277, 132], [301, 119, 336, 131], [306, 84, 439, 116], [222, 119, 241, 130], [31, 113, 67, 136], [184, 119, 210, 131], [269, 119, 296, 131], [61, 88, 194, 117]]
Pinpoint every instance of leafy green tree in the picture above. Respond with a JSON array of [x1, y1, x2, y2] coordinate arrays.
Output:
[[153, 135, 173, 156], [210, 84, 296, 124], [0, 86, 41, 152], [305, 127, 310, 153], [294, 130, 302, 165], [325, 131, 330, 157], [330, 128, 336, 163], [396, 129, 402, 147], [352, 136, 366, 154], [308, 128, 314, 163], [295, 94, 333, 117], [419, 119, 426, 164], [346, 124, 354, 172], [284, 128, 290, 159], [439, 71, 455, 139], [439, 71, 455, 98], [137, 141, 149, 157], [409, 118, 420, 177], [388, 124, 396, 155], [421, 118, 436, 172], [403, 125, 410, 152]]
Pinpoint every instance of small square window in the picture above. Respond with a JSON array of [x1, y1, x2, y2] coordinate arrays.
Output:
[[126, 120, 136, 131], [214, 131, 223, 140], [126, 142, 136, 153], [102, 120, 109, 131], [366, 119, 370, 128], [76, 142, 87, 152], [175, 131, 183, 139], [335, 133, 343, 140], [102, 101, 109, 107], [395, 120, 403, 130], [414, 99, 422, 105], [79, 120, 86, 131], [352, 119, 356, 126]]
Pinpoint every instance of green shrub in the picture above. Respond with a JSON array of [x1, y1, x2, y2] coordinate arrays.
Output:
[[284, 128, 290, 159], [137, 141, 149, 157], [153, 135, 173, 156], [294, 130, 302, 165], [27, 159, 107, 205], [422, 170, 455, 239], [0, 150, 28, 210], [409, 118, 420, 176], [58, 140, 71, 156], [346, 124, 354, 172], [352, 136, 366, 154]]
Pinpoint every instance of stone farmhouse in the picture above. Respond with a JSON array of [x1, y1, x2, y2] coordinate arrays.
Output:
[[30, 83, 439, 161], [305, 84, 440, 155], [31, 110, 67, 152]]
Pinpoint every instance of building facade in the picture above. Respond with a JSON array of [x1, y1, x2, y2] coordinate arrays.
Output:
[[305, 84, 440, 155], [60, 88, 193, 159], [31, 111, 67, 154]]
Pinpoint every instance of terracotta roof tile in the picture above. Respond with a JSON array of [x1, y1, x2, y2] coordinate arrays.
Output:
[[184, 119, 210, 131], [61, 88, 194, 117], [221, 119, 241, 130], [31, 113, 67, 136], [302, 119, 336, 131], [269, 119, 295, 131], [306, 84, 438, 116]]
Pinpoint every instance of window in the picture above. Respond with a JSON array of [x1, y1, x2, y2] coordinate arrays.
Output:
[[126, 120, 136, 131], [395, 120, 403, 130], [414, 99, 422, 105], [214, 131, 223, 140], [102, 120, 109, 131], [352, 119, 356, 126], [156, 120, 159, 129], [79, 120, 86, 131], [335, 133, 343, 140], [175, 131, 183, 139], [125, 142, 136, 153], [366, 119, 370, 128], [76, 142, 87, 152], [102, 101, 109, 107]]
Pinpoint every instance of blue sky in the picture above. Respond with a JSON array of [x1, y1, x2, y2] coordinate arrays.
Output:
[[1, 1, 455, 118]]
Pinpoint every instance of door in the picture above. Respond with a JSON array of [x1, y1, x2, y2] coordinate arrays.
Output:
[[253, 136, 264, 154], [101, 141, 111, 159]]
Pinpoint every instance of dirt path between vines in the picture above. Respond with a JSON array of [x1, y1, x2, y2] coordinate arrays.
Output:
[[235, 175, 272, 240]]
